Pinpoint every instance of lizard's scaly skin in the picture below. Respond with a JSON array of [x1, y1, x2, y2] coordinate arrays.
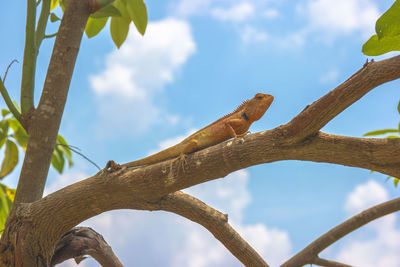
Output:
[[123, 93, 274, 168]]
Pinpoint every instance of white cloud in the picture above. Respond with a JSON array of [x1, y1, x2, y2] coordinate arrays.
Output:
[[319, 69, 339, 84], [329, 180, 400, 267], [344, 179, 388, 214], [240, 25, 268, 43], [211, 2, 255, 22], [173, 0, 214, 17], [237, 223, 291, 266], [89, 18, 196, 136], [303, 0, 379, 37], [263, 8, 279, 19]]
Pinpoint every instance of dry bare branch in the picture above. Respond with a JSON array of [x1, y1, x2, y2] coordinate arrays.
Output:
[[282, 196, 400, 267], [50, 227, 123, 267]]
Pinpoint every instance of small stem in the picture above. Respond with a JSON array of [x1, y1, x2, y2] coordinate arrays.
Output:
[[44, 32, 58, 39], [35, 0, 51, 52], [20, 0, 37, 115], [2, 59, 19, 83], [36, 0, 42, 7], [0, 79, 21, 121]]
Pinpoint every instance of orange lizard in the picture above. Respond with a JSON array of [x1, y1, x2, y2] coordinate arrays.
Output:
[[123, 93, 274, 168]]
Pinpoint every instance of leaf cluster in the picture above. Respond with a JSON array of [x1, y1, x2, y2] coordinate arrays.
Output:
[[50, 0, 148, 48], [0, 108, 73, 178], [363, 0, 400, 55]]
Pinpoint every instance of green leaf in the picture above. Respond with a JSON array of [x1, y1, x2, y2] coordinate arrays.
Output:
[[8, 119, 28, 150], [51, 146, 65, 174], [1, 110, 10, 117], [398, 100, 400, 115], [59, 0, 66, 11], [0, 183, 15, 231], [394, 177, 400, 187], [97, 0, 115, 6], [363, 128, 399, 136], [126, 0, 147, 35], [110, 16, 130, 48], [375, 0, 400, 39], [91, 4, 121, 18], [50, 12, 61, 22], [57, 134, 73, 167], [386, 135, 400, 138], [86, 17, 108, 38], [0, 121, 9, 150], [50, 0, 59, 10], [362, 34, 400, 56], [11, 101, 21, 113], [0, 140, 18, 179]]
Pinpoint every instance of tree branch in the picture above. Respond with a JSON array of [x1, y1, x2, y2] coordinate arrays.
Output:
[[0, 78, 21, 122], [282, 56, 400, 143], [50, 227, 123, 267], [35, 0, 51, 52], [20, 0, 37, 115], [312, 257, 353, 267], [281, 197, 400, 267], [155, 191, 269, 267], [14, 0, 91, 205]]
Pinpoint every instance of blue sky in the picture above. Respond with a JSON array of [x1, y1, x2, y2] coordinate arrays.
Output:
[[2, 0, 400, 266]]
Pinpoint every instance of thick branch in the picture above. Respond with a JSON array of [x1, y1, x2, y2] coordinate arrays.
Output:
[[50, 227, 123, 267], [19, 131, 400, 247], [281, 196, 400, 267], [14, 0, 91, 205], [282, 56, 400, 143]]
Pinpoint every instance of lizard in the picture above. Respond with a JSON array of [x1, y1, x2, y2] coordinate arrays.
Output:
[[122, 93, 274, 168]]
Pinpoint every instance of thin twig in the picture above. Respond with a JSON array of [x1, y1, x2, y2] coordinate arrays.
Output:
[[44, 32, 58, 39], [56, 143, 101, 170], [0, 76, 21, 121], [2, 59, 19, 83]]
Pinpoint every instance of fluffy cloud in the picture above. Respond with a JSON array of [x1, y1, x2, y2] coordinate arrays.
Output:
[[319, 69, 339, 84], [240, 25, 268, 43], [211, 2, 255, 22], [330, 180, 400, 267], [301, 0, 379, 37], [89, 18, 196, 136], [344, 180, 389, 214]]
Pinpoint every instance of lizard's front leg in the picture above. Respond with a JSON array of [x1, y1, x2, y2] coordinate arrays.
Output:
[[175, 139, 199, 173], [225, 119, 249, 138]]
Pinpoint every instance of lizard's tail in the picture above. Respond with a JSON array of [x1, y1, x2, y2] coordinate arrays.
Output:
[[122, 144, 180, 168]]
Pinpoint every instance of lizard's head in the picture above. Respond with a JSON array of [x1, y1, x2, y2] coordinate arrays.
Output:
[[244, 93, 274, 122]]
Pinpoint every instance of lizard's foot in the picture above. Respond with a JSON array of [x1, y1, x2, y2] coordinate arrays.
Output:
[[174, 153, 187, 175]]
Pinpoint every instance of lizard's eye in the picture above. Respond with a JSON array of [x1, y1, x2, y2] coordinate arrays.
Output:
[[255, 93, 264, 100]]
